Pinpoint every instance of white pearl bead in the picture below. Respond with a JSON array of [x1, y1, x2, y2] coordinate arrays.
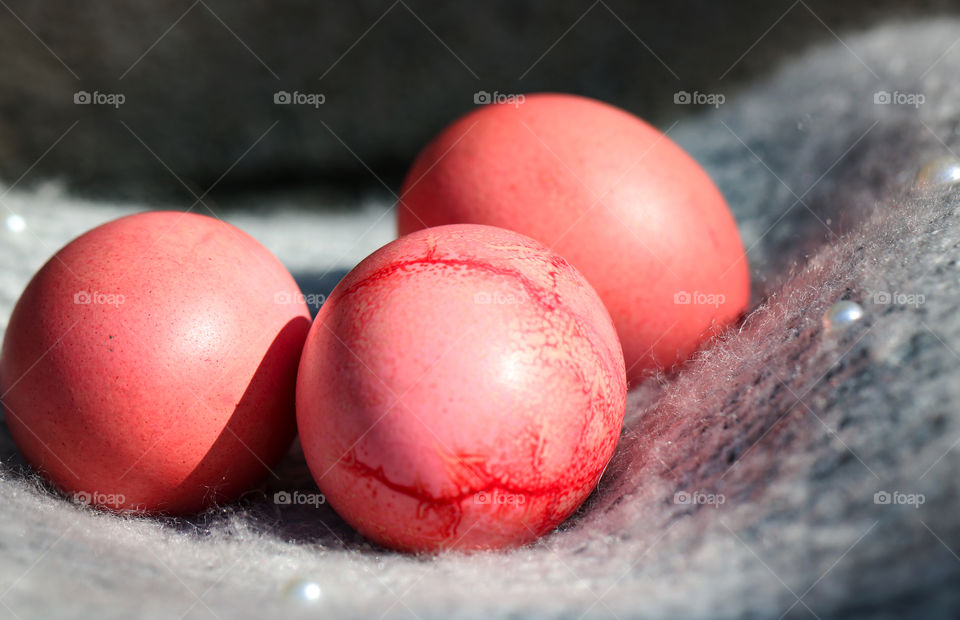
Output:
[[5, 214, 25, 233], [824, 300, 864, 330], [916, 155, 960, 188], [284, 579, 322, 604]]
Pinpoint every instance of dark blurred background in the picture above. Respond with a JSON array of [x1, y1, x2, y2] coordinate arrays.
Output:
[[0, 0, 956, 201]]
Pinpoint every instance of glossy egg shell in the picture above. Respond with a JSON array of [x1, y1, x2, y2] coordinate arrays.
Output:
[[296, 224, 627, 552], [0, 211, 311, 514], [398, 93, 750, 384]]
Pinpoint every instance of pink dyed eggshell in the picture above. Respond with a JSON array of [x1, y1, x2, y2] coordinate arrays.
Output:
[[0, 211, 311, 514], [398, 93, 750, 384], [296, 224, 627, 552]]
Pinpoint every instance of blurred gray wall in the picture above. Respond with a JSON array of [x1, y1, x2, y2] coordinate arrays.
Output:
[[0, 0, 955, 199]]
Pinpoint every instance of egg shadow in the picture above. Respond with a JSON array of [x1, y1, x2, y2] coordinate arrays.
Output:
[[0, 416, 28, 471], [140, 267, 351, 515], [178, 438, 375, 550], [162, 314, 307, 506], [291, 269, 351, 319], [172, 268, 367, 547]]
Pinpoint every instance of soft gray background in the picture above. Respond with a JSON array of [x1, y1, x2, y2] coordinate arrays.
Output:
[[0, 0, 955, 198], [2, 4, 960, 619]]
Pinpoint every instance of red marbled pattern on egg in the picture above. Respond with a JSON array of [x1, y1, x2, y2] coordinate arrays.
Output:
[[296, 224, 626, 552], [0, 211, 311, 514], [397, 93, 750, 384]]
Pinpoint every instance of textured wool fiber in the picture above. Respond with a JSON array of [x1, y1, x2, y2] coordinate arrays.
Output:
[[2, 18, 960, 619]]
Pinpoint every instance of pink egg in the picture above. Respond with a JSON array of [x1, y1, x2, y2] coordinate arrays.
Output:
[[296, 224, 626, 552], [398, 93, 750, 384], [0, 211, 311, 514]]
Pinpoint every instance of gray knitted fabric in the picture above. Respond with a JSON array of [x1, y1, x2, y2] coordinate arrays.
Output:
[[3, 17, 960, 620]]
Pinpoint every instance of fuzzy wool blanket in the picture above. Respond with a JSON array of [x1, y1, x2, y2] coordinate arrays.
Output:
[[2, 14, 960, 620]]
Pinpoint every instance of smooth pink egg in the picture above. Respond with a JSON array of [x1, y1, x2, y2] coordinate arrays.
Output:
[[296, 224, 626, 552], [398, 93, 750, 384], [0, 211, 311, 514]]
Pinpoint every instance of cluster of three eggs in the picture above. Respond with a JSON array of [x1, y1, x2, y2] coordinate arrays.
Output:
[[0, 94, 748, 552]]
